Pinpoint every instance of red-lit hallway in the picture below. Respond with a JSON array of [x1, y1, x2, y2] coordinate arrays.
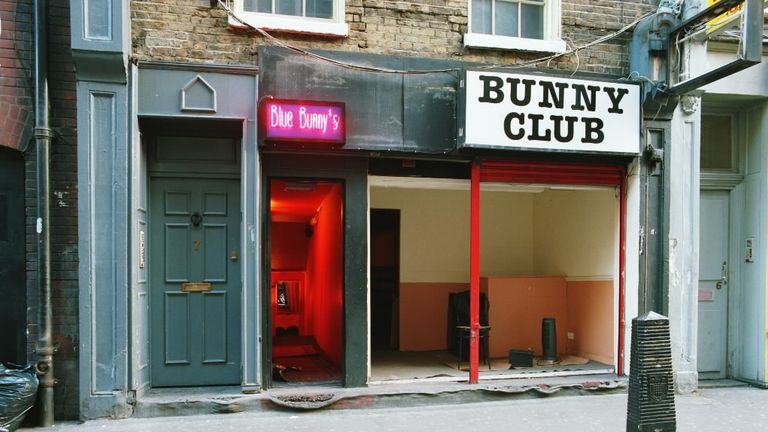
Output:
[[269, 179, 344, 385]]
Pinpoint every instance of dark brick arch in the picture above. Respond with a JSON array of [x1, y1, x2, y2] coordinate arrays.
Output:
[[0, 0, 34, 151]]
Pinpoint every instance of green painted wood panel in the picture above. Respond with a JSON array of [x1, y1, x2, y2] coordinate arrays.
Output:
[[150, 177, 241, 386]]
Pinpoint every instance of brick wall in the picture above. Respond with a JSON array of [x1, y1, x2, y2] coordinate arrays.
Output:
[[3, 0, 78, 421], [47, 0, 79, 420], [0, 0, 34, 150], [131, 0, 658, 76]]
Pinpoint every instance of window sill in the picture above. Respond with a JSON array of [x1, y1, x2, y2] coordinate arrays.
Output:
[[228, 14, 349, 37], [463, 33, 567, 54]]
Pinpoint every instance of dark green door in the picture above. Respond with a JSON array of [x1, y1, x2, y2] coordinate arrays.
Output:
[[150, 177, 241, 386]]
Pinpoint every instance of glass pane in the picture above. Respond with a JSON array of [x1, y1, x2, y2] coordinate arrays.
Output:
[[701, 115, 733, 170], [244, 0, 271, 13], [306, 0, 333, 18], [495, 1, 520, 37], [521, 4, 544, 39], [276, 0, 302, 16], [472, 0, 493, 34]]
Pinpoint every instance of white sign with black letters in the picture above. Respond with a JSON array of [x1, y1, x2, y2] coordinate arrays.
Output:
[[463, 71, 640, 154]]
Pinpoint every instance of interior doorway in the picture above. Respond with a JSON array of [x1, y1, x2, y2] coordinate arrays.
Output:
[[269, 178, 345, 385], [370, 209, 400, 351]]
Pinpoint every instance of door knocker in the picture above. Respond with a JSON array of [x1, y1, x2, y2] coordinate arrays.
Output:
[[191, 212, 203, 227]]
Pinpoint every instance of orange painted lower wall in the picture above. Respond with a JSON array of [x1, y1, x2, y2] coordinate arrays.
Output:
[[397, 277, 615, 365], [399, 282, 470, 351], [484, 276, 569, 358], [566, 279, 614, 364]]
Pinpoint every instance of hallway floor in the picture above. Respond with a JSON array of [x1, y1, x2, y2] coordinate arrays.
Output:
[[370, 349, 613, 384]]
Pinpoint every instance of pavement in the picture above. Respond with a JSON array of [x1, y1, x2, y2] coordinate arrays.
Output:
[[16, 383, 768, 432]]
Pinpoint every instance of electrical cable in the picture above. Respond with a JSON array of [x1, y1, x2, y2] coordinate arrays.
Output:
[[217, 0, 656, 75]]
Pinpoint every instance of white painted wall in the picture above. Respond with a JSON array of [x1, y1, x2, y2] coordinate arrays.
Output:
[[370, 185, 617, 283], [533, 189, 617, 278], [668, 101, 701, 394], [624, 160, 641, 376], [369, 187, 535, 282], [703, 52, 768, 97], [735, 104, 768, 383], [694, 34, 768, 386]]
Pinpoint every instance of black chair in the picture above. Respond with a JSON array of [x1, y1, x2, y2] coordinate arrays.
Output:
[[447, 291, 491, 370]]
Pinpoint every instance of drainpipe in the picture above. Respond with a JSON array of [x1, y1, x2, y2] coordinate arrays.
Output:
[[33, 0, 55, 426]]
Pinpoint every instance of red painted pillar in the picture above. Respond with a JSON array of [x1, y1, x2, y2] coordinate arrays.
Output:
[[469, 160, 481, 383]]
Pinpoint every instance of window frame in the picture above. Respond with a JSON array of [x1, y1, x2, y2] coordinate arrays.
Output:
[[464, 0, 566, 53], [231, 0, 349, 37]]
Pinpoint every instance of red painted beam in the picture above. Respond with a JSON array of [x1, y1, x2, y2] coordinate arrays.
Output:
[[469, 161, 481, 383]]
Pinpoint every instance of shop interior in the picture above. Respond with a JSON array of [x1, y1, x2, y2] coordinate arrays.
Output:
[[369, 176, 619, 383], [269, 179, 344, 385]]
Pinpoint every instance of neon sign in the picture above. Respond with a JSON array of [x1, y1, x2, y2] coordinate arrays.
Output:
[[262, 99, 345, 144]]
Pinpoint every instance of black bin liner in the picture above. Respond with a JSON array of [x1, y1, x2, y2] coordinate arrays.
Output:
[[0, 363, 38, 432]]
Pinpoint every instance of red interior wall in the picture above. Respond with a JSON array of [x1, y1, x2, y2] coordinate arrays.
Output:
[[305, 184, 344, 367], [271, 222, 309, 270]]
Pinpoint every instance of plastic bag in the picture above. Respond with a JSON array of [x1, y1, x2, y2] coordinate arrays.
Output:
[[0, 363, 38, 432]]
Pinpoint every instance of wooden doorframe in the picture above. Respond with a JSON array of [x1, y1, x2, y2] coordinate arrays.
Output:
[[144, 134, 243, 387], [698, 108, 745, 380]]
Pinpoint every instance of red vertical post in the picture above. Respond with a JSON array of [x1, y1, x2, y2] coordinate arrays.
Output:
[[618, 176, 627, 376], [469, 160, 481, 383]]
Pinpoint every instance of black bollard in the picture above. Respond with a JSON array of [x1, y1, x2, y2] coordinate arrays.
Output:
[[626, 312, 676, 431]]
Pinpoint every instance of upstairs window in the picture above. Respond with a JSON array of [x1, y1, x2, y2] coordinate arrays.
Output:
[[246, 0, 332, 19], [465, 0, 566, 53], [233, 0, 348, 36]]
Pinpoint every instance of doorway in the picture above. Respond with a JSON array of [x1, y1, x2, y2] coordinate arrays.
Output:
[[697, 190, 731, 379], [268, 178, 345, 385], [149, 177, 242, 386], [370, 209, 400, 351], [0, 150, 25, 365]]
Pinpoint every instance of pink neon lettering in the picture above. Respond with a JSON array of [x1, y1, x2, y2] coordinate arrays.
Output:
[[270, 105, 293, 128], [266, 102, 344, 142]]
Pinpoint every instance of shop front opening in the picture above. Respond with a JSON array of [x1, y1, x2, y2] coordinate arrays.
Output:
[[369, 169, 622, 384], [269, 179, 344, 385]]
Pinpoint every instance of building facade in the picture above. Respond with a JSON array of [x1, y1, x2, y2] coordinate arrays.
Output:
[[1, 0, 79, 420], [689, 12, 768, 388], [7, 0, 758, 422]]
